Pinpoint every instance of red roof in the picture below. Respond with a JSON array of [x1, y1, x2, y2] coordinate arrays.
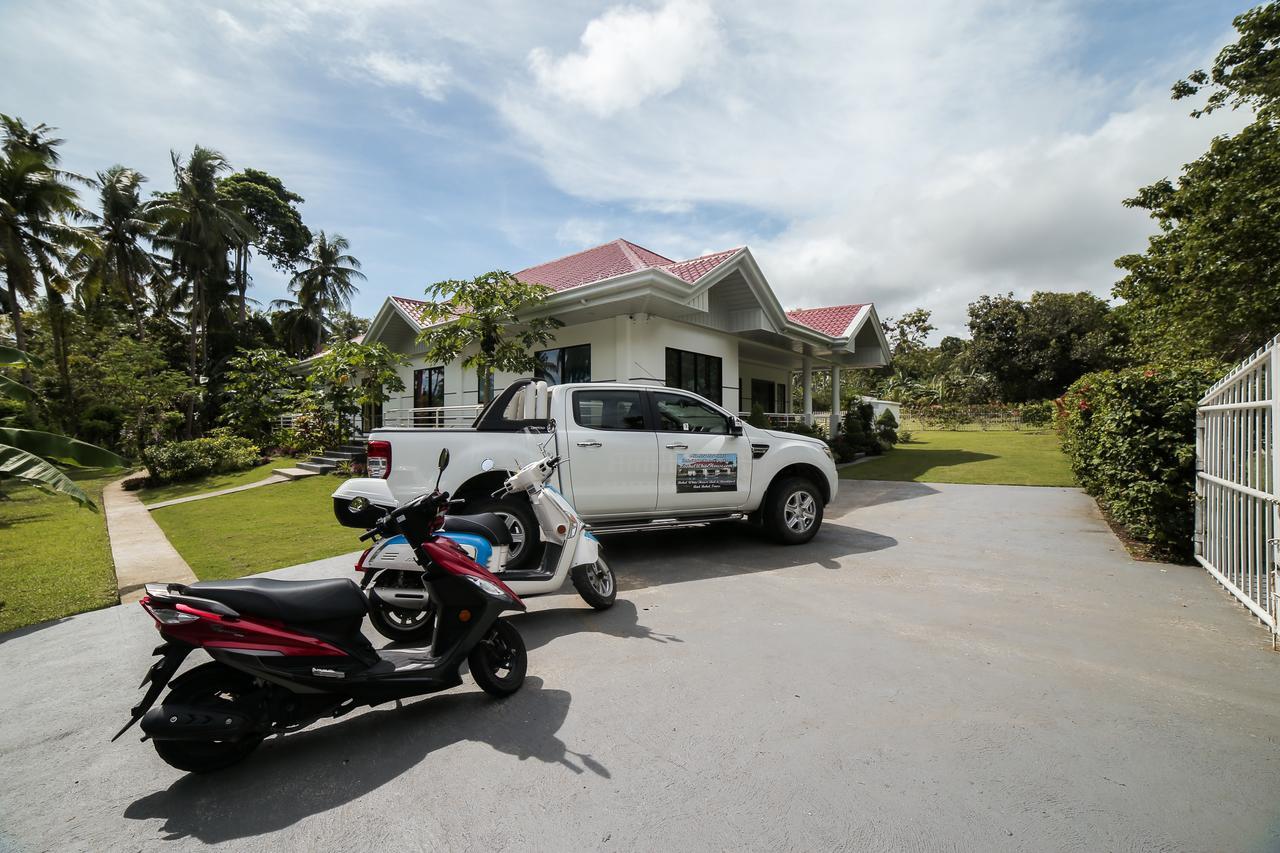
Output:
[[785, 304, 866, 337], [391, 296, 431, 324], [513, 239, 742, 291]]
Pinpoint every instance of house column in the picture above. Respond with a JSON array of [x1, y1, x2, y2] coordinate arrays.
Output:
[[830, 365, 841, 438], [802, 355, 813, 426]]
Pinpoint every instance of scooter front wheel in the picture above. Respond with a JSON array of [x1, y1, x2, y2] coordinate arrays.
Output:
[[469, 619, 527, 697], [571, 557, 616, 610]]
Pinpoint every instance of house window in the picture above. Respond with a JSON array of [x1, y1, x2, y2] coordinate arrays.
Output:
[[414, 366, 444, 426], [535, 344, 591, 386], [665, 347, 722, 405]]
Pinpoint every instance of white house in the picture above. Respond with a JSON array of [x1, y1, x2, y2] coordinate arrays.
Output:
[[360, 239, 891, 436]]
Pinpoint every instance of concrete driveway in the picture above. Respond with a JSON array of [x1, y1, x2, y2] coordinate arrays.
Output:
[[2, 481, 1279, 852]]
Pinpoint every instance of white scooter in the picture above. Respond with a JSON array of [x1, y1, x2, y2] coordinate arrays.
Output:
[[343, 453, 616, 642]]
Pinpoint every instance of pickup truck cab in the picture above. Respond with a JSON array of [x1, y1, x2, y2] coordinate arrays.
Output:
[[334, 380, 838, 568]]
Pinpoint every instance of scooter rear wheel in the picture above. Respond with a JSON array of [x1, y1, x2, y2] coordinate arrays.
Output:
[[468, 619, 527, 697], [367, 572, 437, 643], [152, 663, 264, 773]]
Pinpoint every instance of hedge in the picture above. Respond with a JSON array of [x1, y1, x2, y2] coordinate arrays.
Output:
[[1059, 361, 1221, 562], [142, 430, 261, 485]]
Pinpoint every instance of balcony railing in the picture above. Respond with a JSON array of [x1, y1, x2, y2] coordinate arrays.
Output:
[[738, 411, 832, 432]]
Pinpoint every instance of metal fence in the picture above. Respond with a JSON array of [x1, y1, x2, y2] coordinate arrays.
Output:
[[1196, 335, 1280, 641]]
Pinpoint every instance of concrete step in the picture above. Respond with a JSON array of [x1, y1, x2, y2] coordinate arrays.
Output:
[[272, 467, 318, 481], [298, 461, 336, 473], [336, 444, 367, 453], [320, 449, 361, 461]]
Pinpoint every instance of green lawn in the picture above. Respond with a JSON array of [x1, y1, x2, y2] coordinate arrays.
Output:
[[137, 457, 287, 505], [0, 473, 119, 634], [151, 474, 360, 580], [841, 429, 1076, 486]]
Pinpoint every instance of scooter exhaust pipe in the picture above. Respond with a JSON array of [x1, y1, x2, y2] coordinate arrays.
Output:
[[140, 704, 256, 741], [368, 586, 433, 611]]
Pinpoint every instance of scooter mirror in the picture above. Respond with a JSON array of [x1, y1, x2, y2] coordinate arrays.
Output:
[[438, 448, 450, 471]]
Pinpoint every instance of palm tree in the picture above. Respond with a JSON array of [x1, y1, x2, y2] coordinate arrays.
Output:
[[0, 116, 90, 419], [149, 146, 255, 436], [72, 166, 167, 336], [285, 231, 365, 353]]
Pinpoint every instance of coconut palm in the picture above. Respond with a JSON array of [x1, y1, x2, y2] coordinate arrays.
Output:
[[149, 146, 255, 435], [72, 166, 168, 336], [285, 231, 365, 353], [0, 116, 91, 420]]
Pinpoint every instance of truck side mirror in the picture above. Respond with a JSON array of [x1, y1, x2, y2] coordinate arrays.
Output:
[[730, 417, 745, 436]]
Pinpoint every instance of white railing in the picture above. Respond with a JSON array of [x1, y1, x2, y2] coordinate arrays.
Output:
[[381, 405, 485, 429], [1196, 334, 1280, 642], [738, 411, 832, 431]]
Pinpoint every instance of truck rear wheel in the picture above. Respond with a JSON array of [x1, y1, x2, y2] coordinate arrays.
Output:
[[464, 495, 540, 571], [764, 477, 823, 544]]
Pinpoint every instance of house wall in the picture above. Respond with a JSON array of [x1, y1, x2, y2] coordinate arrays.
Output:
[[381, 313, 749, 416], [738, 358, 793, 414]]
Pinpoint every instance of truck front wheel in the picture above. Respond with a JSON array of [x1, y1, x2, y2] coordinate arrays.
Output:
[[465, 495, 540, 571], [764, 477, 824, 544]]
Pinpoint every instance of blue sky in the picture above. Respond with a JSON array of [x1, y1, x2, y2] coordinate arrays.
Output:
[[0, 0, 1252, 336]]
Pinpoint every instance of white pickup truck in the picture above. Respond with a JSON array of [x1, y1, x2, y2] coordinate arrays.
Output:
[[333, 379, 838, 569]]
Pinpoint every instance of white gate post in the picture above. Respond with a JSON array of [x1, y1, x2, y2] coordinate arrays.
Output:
[[802, 356, 813, 426], [1270, 343, 1280, 638]]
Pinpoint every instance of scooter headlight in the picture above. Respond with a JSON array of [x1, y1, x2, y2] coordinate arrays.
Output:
[[464, 575, 512, 601]]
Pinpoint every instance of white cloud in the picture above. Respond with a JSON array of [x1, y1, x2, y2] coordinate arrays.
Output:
[[500, 0, 1243, 334], [528, 0, 722, 117], [351, 52, 450, 101], [556, 217, 608, 247]]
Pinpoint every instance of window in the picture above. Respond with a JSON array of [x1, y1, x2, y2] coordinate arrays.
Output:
[[572, 390, 647, 431], [654, 392, 730, 434], [413, 366, 444, 427], [750, 378, 776, 412], [535, 344, 591, 386], [665, 347, 722, 404]]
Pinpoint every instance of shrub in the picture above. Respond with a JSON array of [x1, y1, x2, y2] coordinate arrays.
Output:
[[875, 409, 899, 446], [897, 429, 913, 444], [142, 429, 261, 485], [1059, 361, 1221, 562], [746, 403, 769, 428], [1020, 400, 1055, 427]]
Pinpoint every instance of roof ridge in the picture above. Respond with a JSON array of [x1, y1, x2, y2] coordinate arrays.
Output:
[[662, 246, 744, 267], [514, 238, 632, 276], [618, 238, 674, 266], [615, 238, 647, 270]]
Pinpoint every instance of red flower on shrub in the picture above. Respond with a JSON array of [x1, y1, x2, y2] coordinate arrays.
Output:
[[1143, 369, 1156, 378], [1078, 399, 1090, 411]]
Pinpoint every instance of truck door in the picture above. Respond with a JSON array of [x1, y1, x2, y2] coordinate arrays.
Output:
[[562, 388, 658, 517], [650, 390, 753, 512]]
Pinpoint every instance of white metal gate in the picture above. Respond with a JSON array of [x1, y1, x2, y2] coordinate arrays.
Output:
[[1196, 335, 1280, 637]]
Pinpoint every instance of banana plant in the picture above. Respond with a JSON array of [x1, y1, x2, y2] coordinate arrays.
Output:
[[1, 344, 126, 509]]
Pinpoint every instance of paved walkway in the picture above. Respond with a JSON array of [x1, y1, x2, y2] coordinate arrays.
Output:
[[102, 478, 197, 603], [4, 481, 1279, 851], [144, 467, 316, 510]]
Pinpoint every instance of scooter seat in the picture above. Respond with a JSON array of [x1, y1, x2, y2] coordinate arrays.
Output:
[[182, 577, 367, 623], [441, 512, 513, 546]]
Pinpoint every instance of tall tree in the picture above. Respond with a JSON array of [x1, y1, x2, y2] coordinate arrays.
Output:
[[149, 146, 255, 436], [279, 231, 365, 354], [73, 165, 167, 336], [1116, 4, 1280, 361], [967, 291, 1121, 402], [417, 271, 563, 402], [217, 169, 310, 327], [0, 116, 90, 422]]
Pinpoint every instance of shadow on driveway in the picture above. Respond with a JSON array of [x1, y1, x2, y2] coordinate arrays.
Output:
[[123, 677, 605, 844], [511, 598, 683, 652]]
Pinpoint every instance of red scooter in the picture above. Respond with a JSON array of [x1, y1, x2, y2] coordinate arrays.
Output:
[[115, 450, 528, 773]]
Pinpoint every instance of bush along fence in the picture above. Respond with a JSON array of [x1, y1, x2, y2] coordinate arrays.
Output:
[[901, 401, 1054, 431], [1059, 361, 1222, 562]]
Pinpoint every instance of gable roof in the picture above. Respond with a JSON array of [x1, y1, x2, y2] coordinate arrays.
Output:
[[785, 304, 867, 338], [513, 238, 742, 291]]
